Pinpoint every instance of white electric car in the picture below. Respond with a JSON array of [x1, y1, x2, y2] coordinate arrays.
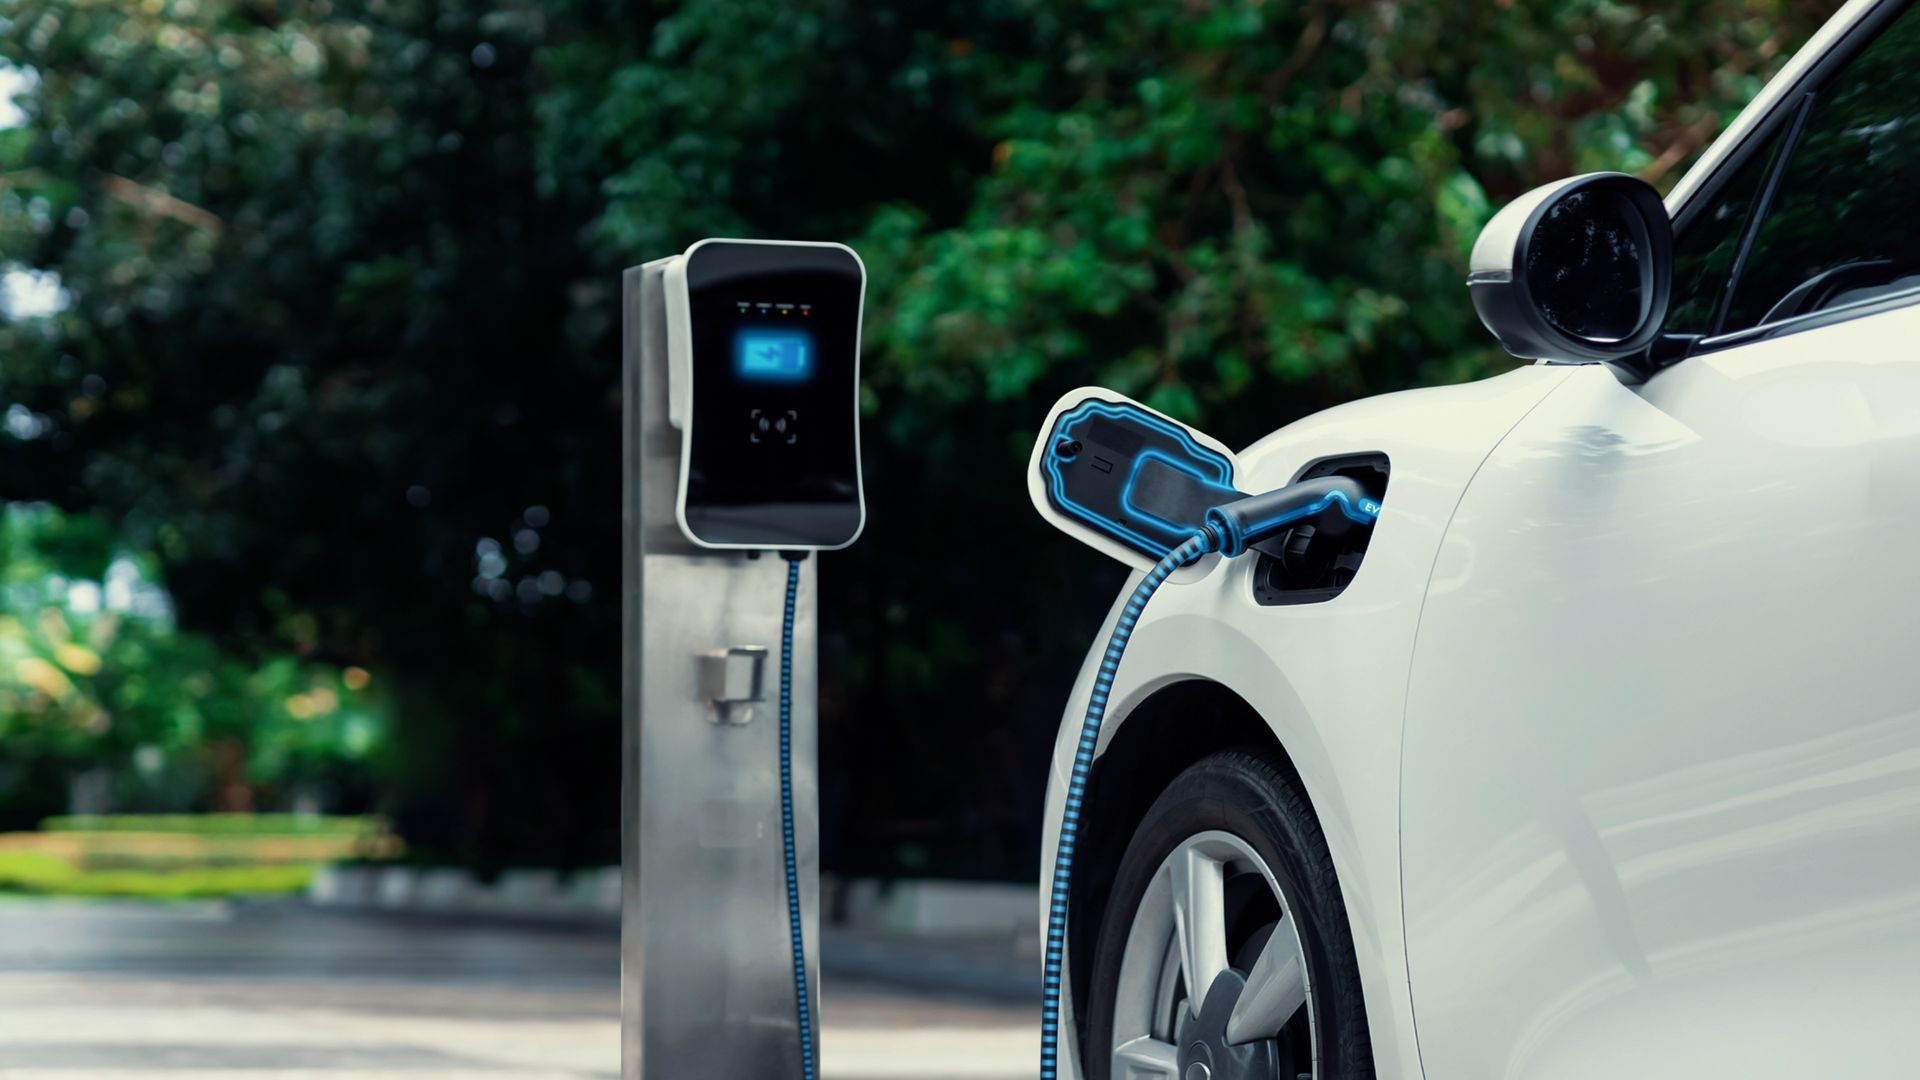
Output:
[[1045, 1, 1920, 1077]]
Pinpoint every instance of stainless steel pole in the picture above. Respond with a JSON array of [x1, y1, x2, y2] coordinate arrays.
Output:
[[622, 261, 820, 1078]]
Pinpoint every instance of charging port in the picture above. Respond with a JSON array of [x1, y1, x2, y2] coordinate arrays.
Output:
[[1251, 452, 1389, 606]]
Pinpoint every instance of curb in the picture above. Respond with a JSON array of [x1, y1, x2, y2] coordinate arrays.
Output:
[[301, 867, 1040, 1001], [822, 932, 1039, 1003]]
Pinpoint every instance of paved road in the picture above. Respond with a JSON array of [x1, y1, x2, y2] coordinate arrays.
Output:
[[0, 899, 1034, 1080]]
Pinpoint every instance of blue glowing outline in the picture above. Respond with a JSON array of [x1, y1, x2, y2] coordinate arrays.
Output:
[[1042, 400, 1235, 558], [1120, 449, 1241, 538]]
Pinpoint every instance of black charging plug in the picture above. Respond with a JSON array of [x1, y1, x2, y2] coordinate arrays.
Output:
[[1204, 476, 1379, 558]]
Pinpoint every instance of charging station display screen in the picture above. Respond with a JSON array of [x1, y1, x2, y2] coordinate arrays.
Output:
[[682, 241, 864, 548], [735, 328, 814, 383]]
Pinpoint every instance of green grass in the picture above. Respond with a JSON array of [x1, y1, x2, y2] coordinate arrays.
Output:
[[3, 814, 387, 897], [41, 814, 384, 837], [0, 850, 313, 899]]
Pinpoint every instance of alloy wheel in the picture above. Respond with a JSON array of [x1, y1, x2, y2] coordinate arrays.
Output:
[[1106, 830, 1316, 1080]]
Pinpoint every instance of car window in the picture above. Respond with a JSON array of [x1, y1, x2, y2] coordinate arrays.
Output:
[[1664, 133, 1783, 337], [1722, 3, 1920, 332]]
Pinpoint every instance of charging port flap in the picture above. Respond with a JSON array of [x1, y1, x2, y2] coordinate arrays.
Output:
[[1027, 388, 1242, 571]]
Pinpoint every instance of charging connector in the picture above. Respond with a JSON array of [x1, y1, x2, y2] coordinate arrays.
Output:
[[1205, 476, 1380, 558]]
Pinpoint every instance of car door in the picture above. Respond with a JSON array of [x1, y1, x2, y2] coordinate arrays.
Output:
[[1399, 3, 1920, 1078]]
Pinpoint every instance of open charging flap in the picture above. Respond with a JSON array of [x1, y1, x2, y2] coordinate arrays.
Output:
[[1027, 387, 1242, 579]]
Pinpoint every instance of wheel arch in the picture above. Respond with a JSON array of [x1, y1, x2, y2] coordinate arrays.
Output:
[[1069, 676, 1302, 1046]]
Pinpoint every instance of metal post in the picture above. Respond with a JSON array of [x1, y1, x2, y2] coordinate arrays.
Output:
[[622, 261, 820, 1078]]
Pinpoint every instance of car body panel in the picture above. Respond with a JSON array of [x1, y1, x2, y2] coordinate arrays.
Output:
[[1045, 2, 1920, 1076], [1401, 305, 1920, 1080], [1043, 364, 1574, 1080]]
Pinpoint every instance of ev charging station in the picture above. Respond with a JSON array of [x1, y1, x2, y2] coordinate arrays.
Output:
[[621, 239, 864, 1079], [619, 237, 1378, 1080]]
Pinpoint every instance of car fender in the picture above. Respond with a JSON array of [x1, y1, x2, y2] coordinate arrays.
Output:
[[1043, 362, 1575, 1080]]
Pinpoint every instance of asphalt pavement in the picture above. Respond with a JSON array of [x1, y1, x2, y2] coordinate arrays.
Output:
[[0, 898, 1034, 1080]]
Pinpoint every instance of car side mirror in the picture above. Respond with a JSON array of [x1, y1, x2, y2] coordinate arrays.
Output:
[[1468, 172, 1673, 362]]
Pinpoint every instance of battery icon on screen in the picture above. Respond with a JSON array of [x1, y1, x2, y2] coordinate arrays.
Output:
[[735, 328, 815, 383]]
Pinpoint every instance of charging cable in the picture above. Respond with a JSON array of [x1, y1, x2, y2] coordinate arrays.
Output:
[[1039, 477, 1378, 1080], [778, 551, 818, 1080]]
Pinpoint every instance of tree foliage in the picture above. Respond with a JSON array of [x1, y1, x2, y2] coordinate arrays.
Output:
[[1, 0, 1834, 875], [0, 503, 384, 827]]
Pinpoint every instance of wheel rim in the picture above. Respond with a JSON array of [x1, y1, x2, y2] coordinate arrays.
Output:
[[1108, 830, 1316, 1080]]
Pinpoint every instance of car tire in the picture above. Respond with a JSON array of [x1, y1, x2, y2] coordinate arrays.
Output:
[[1083, 749, 1373, 1080]]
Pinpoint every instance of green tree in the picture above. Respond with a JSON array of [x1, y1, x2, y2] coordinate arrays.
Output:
[[0, 503, 384, 826], [1, 0, 618, 867]]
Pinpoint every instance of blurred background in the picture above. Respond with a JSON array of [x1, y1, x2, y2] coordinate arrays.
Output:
[[0, 0, 1835, 1076]]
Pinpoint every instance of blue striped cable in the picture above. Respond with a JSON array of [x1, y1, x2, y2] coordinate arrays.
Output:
[[1039, 526, 1222, 1080], [778, 555, 818, 1080]]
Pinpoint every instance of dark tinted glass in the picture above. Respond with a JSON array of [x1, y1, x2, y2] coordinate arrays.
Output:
[[682, 243, 864, 548], [1525, 188, 1650, 341], [1725, 5, 1920, 330], [1665, 132, 1781, 336]]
